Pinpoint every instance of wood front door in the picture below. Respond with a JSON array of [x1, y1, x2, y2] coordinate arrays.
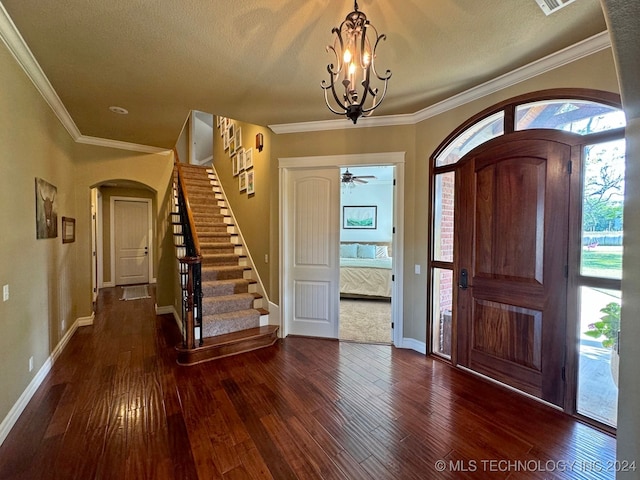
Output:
[[454, 131, 575, 407]]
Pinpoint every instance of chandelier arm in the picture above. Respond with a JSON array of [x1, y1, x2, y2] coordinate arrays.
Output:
[[361, 79, 389, 114], [322, 75, 348, 114], [323, 62, 349, 109]]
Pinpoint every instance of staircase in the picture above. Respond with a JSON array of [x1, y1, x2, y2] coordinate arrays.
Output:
[[172, 163, 278, 365]]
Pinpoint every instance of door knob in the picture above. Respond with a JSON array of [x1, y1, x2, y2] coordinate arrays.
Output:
[[458, 269, 468, 289]]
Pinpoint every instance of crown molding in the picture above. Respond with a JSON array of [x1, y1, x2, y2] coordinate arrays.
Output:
[[269, 30, 612, 135], [0, 2, 81, 139], [76, 135, 171, 155], [1, 3, 170, 155]]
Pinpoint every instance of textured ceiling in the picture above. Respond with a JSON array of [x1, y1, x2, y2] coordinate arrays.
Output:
[[1, 0, 607, 149]]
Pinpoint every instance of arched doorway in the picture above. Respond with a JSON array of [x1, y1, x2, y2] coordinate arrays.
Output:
[[428, 89, 625, 429]]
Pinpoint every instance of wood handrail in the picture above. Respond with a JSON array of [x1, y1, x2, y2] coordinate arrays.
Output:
[[174, 153, 201, 257]]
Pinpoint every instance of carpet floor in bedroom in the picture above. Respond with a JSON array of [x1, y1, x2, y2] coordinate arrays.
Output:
[[339, 298, 392, 344]]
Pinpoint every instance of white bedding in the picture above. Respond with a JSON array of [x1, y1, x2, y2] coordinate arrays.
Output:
[[340, 257, 392, 298]]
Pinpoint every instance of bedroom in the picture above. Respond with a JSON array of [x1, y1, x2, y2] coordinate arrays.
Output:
[[339, 166, 395, 344]]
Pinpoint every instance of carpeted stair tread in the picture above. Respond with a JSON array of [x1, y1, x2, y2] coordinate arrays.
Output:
[[202, 278, 252, 297], [197, 223, 232, 231], [201, 309, 262, 337], [202, 253, 241, 265], [202, 292, 258, 315], [199, 232, 232, 241], [201, 245, 236, 255], [201, 265, 248, 281]]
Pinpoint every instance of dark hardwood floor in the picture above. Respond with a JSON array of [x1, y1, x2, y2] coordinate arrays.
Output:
[[0, 287, 616, 479]]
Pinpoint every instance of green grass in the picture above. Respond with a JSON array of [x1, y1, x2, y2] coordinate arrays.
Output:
[[581, 249, 623, 278]]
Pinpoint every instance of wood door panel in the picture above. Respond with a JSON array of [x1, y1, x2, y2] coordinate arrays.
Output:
[[472, 299, 542, 371], [475, 158, 545, 283], [456, 132, 573, 407]]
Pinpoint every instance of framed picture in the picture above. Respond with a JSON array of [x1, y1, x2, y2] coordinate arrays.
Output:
[[227, 122, 235, 141], [245, 148, 253, 169], [35, 177, 58, 239], [247, 170, 255, 195], [229, 137, 237, 156], [343, 205, 377, 229], [232, 155, 239, 176], [236, 127, 242, 148], [62, 216, 75, 243], [237, 147, 245, 171], [239, 171, 247, 191], [223, 129, 230, 150]]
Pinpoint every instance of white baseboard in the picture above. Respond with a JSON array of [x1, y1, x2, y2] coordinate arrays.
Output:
[[103, 281, 115, 288], [0, 312, 94, 447], [399, 337, 427, 354], [268, 300, 281, 330]]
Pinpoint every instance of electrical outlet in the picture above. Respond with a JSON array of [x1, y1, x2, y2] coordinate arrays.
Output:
[[414, 264, 421, 275], [29, 356, 34, 372], [264, 254, 269, 264], [2, 284, 8, 302]]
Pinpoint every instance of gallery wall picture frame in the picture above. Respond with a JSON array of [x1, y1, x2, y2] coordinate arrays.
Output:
[[229, 137, 237, 156], [237, 148, 245, 171], [246, 170, 255, 195], [343, 205, 377, 229], [223, 130, 230, 150], [62, 216, 75, 243], [227, 122, 235, 141], [236, 127, 242, 148], [35, 177, 58, 239], [232, 155, 239, 176], [245, 148, 253, 169], [239, 171, 247, 192]]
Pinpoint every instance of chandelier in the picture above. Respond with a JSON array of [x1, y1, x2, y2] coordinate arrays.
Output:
[[322, 1, 392, 124]]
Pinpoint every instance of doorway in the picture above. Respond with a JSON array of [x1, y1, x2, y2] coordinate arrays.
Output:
[[280, 153, 405, 345], [428, 91, 626, 427], [111, 197, 152, 286], [339, 166, 394, 343]]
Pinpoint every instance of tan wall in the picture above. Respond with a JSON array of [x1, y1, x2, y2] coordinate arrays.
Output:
[[0, 42, 79, 422], [212, 120, 274, 301]]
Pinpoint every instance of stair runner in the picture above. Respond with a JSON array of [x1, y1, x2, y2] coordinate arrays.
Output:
[[175, 164, 274, 362]]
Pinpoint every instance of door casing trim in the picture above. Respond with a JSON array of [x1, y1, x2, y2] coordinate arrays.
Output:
[[279, 152, 405, 345]]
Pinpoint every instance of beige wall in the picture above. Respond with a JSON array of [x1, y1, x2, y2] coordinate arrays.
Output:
[[212, 119, 274, 301], [0, 42, 79, 422]]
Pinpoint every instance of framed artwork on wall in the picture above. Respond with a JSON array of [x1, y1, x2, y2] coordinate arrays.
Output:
[[62, 217, 75, 243], [239, 171, 247, 192], [35, 177, 58, 239], [343, 205, 377, 229], [247, 170, 255, 195], [245, 148, 253, 169]]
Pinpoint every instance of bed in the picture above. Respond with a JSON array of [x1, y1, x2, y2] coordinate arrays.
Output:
[[340, 243, 393, 298]]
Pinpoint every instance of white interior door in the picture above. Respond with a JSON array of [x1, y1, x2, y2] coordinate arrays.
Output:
[[114, 199, 150, 285], [284, 168, 340, 338]]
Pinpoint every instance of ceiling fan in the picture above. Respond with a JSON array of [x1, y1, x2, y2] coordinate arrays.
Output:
[[341, 169, 376, 185]]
